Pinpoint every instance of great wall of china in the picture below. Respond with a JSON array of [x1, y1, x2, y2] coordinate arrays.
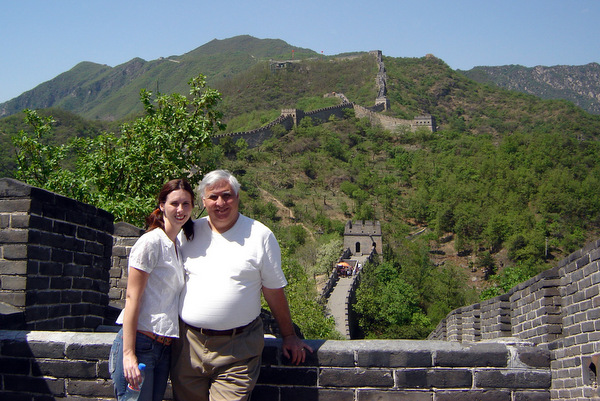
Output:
[[212, 50, 435, 149], [3, 172, 600, 400], [2, 51, 599, 400]]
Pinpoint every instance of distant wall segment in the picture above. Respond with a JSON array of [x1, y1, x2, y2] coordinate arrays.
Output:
[[212, 50, 433, 149], [214, 102, 434, 150]]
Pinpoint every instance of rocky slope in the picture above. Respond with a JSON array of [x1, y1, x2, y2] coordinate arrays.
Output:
[[459, 63, 600, 114]]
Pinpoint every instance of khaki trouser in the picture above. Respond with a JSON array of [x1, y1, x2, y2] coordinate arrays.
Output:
[[171, 317, 264, 401]]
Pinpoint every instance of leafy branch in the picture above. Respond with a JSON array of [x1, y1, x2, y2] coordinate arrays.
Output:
[[12, 74, 225, 226]]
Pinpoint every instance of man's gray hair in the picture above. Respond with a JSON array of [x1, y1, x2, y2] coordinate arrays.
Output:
[[198, 170, 241, 198]]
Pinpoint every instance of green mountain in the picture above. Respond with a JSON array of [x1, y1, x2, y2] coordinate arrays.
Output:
[[0, 35, 319, 121], [3, 35, 600, 337], [458, 63, 600, 115]]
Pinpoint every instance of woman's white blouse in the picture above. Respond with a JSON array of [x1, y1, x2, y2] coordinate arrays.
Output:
[[116, 228, 184, 338]]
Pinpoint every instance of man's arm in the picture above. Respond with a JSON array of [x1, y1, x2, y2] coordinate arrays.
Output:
[[262, 286, 313, 365]]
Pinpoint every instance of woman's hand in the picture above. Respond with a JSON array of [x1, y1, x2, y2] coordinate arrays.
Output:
[[122, 350, 142, 389]]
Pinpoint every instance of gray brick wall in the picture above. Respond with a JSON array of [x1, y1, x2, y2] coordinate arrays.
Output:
[[429, 238, 600, 401], [0, 178, 113, 331], [0, 331, 551, 400], [109, 222, 144, 310]]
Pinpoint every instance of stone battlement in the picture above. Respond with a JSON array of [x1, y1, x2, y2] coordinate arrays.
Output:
[[429, 238, 600, 401], [0, 330, 550, 400]]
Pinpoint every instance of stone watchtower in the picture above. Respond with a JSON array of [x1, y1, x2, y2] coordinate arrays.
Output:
[[280, 109, 305, 126], [412, 114, 436, 132], [343, 220, 382, 256]]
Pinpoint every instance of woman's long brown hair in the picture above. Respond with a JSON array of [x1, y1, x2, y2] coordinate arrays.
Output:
[[146, 179, 195, 241]]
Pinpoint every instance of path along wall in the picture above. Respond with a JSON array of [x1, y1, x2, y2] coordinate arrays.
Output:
[[0, 179, 551, 399], [429, 239, 600, 401]]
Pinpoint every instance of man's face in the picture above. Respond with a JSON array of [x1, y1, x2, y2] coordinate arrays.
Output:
[[202, 179, 239, 233]]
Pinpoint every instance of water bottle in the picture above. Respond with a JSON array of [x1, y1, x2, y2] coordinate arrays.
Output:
[[122, 363, 146, 401]]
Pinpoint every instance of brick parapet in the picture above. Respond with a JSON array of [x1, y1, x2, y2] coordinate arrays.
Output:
[[511, 266, 562, 344], [0, 331, 551, 400], [446, 308, 463, 342], [551, 238, 600, 400], [430, 239, 600, 401], [109, 222, 144, 309], [479, 293, 512, 340], [461, 303, 481, 342], [0, 178, 114, 331]]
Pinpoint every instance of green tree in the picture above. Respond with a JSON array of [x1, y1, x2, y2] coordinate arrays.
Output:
[[480, 260, 546, 300], [12, 111, 69, 190], [353, 261, 421, 338], [264, 252, 340, 339], [426, 263, 478, 324], [12, 75, 225, 226]]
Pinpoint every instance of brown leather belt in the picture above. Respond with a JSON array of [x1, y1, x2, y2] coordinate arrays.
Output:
[[138, 330, 174, 346], [187, 321, 252, 336]]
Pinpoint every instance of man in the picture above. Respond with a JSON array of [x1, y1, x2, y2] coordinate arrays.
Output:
[[171, 169, 312, 401]]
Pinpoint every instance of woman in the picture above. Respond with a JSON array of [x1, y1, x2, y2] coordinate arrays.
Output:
[[110, 179, 195, 401]]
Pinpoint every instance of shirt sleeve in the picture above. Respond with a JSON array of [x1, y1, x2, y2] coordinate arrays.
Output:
[[128, 231, 160, 274], [260, 231, 288, 289]]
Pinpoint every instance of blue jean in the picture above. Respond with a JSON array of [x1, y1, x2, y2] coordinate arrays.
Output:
[[109, 329, 172, 401]]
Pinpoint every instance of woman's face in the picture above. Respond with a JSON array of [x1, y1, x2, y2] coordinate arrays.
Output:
[[160, 189, 193, 230]]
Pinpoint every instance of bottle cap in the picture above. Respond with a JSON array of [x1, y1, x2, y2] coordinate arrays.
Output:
[[138, 363, 146, 371]]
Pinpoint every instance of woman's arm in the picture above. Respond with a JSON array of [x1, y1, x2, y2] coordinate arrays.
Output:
[[122, 267, 150, 387]]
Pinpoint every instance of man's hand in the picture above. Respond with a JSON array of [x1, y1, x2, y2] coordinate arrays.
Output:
[[262, 286, 313, 365], [282, 334, 313, 365]]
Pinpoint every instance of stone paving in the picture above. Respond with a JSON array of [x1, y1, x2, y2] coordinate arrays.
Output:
[[326, 276, 354, 338], [326, 255, 369, 339]]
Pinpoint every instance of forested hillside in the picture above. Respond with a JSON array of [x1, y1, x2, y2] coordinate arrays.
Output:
[[0, 35, 319, 121], [214, 102, 600, 338], [3, 37, 600, 338]]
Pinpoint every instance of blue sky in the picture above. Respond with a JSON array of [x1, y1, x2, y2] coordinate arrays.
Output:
[[1, 0, 598, 103]]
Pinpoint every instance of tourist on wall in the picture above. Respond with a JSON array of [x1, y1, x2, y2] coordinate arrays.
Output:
[[171, 169, 312, 401], [109, 179, 195, 401]]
